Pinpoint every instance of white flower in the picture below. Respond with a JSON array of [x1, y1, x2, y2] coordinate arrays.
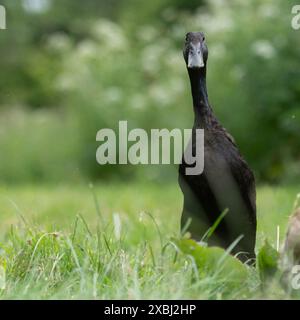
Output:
[[252, 40, 276, 59], [56, 74, 75, 91], [192, 11, 233, 34], [104, 87, 123, 104], [259, 3, 279, 18], [77, 40, 98, 59], [141, 41, 169, 74], [91, 19, 128, 50], [47, 33, 71, 52], [209, 0, 228, 9], [210, 15, 233, 32]]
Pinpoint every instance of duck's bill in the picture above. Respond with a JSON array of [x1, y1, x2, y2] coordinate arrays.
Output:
[[188, 45, 204, 68]]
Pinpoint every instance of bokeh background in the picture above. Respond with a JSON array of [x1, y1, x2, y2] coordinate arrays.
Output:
[[0, 0, 299, 185], [0, 0, 300, 300]]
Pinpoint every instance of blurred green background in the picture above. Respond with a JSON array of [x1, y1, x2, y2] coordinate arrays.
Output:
[[0, 0, 299, 185]]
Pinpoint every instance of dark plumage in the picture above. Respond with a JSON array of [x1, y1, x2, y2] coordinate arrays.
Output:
[[179, 32, 257, 263]]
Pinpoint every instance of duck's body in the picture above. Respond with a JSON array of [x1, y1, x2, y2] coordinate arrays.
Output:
[[179, 32, 256, 263]]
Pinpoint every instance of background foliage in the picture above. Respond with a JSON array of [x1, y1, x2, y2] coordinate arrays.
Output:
[[0, 0, 299, 184]]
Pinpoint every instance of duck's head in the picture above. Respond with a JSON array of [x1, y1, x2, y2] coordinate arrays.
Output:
[[183, 32, 208, 69]]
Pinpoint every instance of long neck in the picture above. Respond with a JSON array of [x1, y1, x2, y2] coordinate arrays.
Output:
[[188, 67, 214, 126]]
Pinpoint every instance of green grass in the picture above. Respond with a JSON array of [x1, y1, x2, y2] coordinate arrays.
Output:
[[0, 182, 299, 299]]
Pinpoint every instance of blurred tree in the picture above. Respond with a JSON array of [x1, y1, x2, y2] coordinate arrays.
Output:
[[0, 0, 124, 107], [0, 0, 299, 183]]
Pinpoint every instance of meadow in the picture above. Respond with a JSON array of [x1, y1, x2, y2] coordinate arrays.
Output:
[[0, 0, 299, 301], [0, 182, 298, 299]]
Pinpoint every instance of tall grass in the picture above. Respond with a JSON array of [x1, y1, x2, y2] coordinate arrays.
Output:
[[0, 183, 298, 299]]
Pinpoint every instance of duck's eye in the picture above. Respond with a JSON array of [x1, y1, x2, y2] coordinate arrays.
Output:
[[203, 37, 205, 41]]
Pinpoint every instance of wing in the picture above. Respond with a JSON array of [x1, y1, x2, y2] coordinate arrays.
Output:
[[216, 124, 256, 221], [229, 153, 257, 226]]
